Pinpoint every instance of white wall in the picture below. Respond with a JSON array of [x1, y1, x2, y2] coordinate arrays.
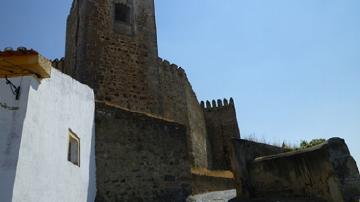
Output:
[[0, 76, 32, 201], [0, 68, 96, 202]]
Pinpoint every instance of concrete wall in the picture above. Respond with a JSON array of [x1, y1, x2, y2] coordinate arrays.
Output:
[[0, 69, 96, 202], [0, 76, 32, 201], [95, 102, 192, 202], [232, 138, 360, 202], [203, 99, 241, 170]]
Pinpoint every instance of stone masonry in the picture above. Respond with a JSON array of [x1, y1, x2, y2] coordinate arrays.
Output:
[[48, 0, 360, 201], [95, 102, 192, 201], [54, 0, 243, 200], [63, 0, 212, 168], [202, 98, 241, 170], [231, 138, 360, 202]]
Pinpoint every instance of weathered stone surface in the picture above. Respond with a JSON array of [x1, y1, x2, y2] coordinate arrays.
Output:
[[203, 100, 241, 170], [65, 0, 159, 114], [231, 137, 360, 202], [60, 1, 360, 201], [64, 0, 209, 168], [95, 102, 192, 201], [231, 139, 288, 198], [51, 58, 65, 72], [158, 59, 208, 168]]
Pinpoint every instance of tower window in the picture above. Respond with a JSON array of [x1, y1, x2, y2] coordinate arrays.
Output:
[[115, 3, 131, 24], [68, 129, 80, 167]]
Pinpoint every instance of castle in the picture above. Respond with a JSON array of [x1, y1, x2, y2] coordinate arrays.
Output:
[[1, 0, 360, 201], [59, 0, 241, 200]]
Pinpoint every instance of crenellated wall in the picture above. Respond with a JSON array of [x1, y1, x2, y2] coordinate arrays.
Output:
[[65, 0, 160, 115], [157, 58, 187, 124], [51, 58, 65, 72], [41, 0, 360, 200], [157, 58, 208, 168], [202, 98, 241, 170], [63, 0, 243, 196], [64, 0, 209, 168]]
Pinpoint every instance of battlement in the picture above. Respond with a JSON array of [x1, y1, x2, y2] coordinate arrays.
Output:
[[200, 98, 235, 110], [202, 97, 240, 170], [158, 57, 186, 76], [157, 56, 208, 168], [51, 58, 65, 72]]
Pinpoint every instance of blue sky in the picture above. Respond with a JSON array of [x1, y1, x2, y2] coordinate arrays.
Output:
[[0, 0, 359, 163]]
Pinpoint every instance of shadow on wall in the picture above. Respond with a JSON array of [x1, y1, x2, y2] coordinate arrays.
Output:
[[0, 77, 34, 201], [231, 138, 360, 202], [86, 122, 96, 202]]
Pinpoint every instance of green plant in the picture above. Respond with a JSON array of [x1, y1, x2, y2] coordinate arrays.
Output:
[[299, 139, 326, 149], [242, 134, 326, 151]]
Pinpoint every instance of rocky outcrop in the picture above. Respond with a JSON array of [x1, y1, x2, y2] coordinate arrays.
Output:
[[231, 138, 360, 202]]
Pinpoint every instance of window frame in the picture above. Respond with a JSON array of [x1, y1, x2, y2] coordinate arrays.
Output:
[[68, 129, 81, 167], [114, 3, 132, 25]]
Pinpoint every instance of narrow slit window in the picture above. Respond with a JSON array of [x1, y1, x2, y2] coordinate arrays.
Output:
[[115, 3, 131, 24], [68, 130, 80, 167]]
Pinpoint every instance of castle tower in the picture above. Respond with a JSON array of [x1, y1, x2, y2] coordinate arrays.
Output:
[[65, 0, 161, 114], [64, 0, 210, 170]]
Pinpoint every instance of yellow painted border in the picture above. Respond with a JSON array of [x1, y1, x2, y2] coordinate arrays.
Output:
[[0, 52, 51, 78], [68, 129, 81, 167]]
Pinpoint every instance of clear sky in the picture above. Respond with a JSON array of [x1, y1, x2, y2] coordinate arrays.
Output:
[[0, 0, 359, 163]]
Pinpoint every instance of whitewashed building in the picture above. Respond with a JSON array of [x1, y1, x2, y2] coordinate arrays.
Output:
[[0, 48, 96, 202]]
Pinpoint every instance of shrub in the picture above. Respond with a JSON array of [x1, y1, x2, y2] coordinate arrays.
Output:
[[299, 139, 326, 149]]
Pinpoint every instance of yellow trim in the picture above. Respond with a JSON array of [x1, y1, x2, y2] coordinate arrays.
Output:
[[191, 168, 234, 179], [68, 129, 81, 167], [0, 53, 51, 78]]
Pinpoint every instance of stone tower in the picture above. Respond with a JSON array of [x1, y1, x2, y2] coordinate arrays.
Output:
[[65, 0, 161, 114], [64, 0, 211, 169]]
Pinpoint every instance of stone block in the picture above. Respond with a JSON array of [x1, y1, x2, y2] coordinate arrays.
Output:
[[231, 137, 360, 202]]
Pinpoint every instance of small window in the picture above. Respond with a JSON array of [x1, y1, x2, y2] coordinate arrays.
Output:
[[115, 3, 131, 24], [68, 129, 80, 167]]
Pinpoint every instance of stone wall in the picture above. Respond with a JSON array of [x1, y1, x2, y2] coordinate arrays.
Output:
[[95, 102, 192, 202], [157, 59, 187, 124], [184, 79, 208, 168], [232, 138, 360, 202], [231, 139, 289, 198], [203, 98, 241, 170], [64, 0, 78, 76], [157, 58, 208, 168], [52, 58, 65, 72], [65, 0, 160, 114], [64, 0, 209, 168]]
